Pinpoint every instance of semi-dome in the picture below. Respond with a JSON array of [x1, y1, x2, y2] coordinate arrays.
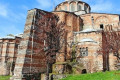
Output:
[[54, 0, 91, 15]]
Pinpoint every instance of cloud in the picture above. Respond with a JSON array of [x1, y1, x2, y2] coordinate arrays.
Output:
[[8, 11, 26, 23], [36, 0, 53, 10], [0, 25, 22, 37], [21, 5, 29, 11], [83, 0, 115, 13], [54, 0, 64, 5], [0, 3, 8, 17], [91, 1, 113, 13], [35, 0, 64, 11], [0, 2, 26, 37], [0, 2, 26, 22], [116, 9, 120, 12]]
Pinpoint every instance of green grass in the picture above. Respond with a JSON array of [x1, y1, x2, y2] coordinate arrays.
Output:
[[62, 71, 120, 80], [0, 76, 10, 80]]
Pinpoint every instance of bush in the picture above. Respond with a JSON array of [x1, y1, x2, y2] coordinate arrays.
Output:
[[0, 76, 10, 80]]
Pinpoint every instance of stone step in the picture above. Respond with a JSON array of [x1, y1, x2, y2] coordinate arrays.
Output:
[[117, 63, 120, 70], [52, 74, 67, 80]]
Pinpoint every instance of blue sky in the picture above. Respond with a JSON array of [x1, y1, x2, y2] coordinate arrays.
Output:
[[0, 0, 120, 37]]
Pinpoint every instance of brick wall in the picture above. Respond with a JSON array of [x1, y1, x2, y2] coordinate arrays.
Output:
[[75, 31, 117, 72], [12, 9, 49, 79], [0, 37, 21, 75], [80, 13, 120, 30]]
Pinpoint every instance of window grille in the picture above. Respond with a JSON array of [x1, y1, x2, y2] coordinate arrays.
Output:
[[80, 47, 88, 57], [65, 5, 67, 11], [78, 4, 81, 11], [71, 4, 75, 12], [84, 5, 87, 11]]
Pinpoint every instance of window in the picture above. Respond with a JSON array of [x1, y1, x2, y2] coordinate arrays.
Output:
[[65, 5, 67, 11], [100, 24, 104, 29], [0, 43, 2, 54], [15, 44, 18, 48], [113, 52, 118, 56], [84, 5, 87, 11], [70, 4, 75, 12], [80, 47, 88, 57], [78, 4, 81, 11], [59, 7, 61, 11]]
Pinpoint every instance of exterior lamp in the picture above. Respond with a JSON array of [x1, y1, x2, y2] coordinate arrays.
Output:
[[43, 40, 49, 51]]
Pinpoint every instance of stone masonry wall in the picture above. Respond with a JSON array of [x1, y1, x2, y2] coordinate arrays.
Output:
[[0, 37, 21, 75], [75, 31, 117, 72], [53, 11, 83, 62], [12, 9, 51, 80], [80, 13, 120, 30], [51, 11, 83, 74], [12, 9, 83, 80]]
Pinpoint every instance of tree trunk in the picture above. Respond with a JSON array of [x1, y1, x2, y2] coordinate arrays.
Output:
[[64, 32, 67, 61], [103, 52, 107, 72], [116, 52, 120, 60], [46, 62, 49, 80], [106, 52, 109, 71], [103, 52, 109, 72]]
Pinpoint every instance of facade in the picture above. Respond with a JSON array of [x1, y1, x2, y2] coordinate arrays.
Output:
[[0, 34, 22, 75], [53, 0, 120, 74], [0, 0, 120, 80]]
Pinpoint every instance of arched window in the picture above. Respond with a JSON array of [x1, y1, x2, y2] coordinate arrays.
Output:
[[0, 42, 2, 62], [65, 5, 67, 11], [84, 5, 87, 11], [70, 3, 75, 12], [59, 7, 61, 11], [80, 47, 88, 57], [78, 4, 81, 11]]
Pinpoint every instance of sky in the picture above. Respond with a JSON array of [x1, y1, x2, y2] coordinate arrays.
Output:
[[0, 0, 120, 37]]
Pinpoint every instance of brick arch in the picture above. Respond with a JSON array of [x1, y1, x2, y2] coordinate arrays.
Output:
[[69, 1, 76, 4], [77, 3, 82, 11], [95, 16, 110, 24]]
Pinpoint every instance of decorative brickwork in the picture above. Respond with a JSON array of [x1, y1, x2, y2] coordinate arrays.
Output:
[[0, 37, 21, 75], [0, 0, 119, 80]]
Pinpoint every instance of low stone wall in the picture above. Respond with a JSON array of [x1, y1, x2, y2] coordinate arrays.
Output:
[[52, 74, 67, 80], [0, 62, 10, 75]]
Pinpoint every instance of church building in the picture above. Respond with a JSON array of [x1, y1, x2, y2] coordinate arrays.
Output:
[[0, 0, 120, 80]]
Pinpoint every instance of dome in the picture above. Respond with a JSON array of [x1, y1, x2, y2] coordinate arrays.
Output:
[[54, 0, 91, 15]]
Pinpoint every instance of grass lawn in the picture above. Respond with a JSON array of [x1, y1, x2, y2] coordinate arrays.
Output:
[[0, 76, 10, 80], [62, 71, 120, 80]]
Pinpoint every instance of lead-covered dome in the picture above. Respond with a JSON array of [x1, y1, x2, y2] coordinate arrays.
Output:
[[54, 0, 91, 15]]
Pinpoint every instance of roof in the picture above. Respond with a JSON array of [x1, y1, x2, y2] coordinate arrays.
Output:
[[0, 33, 23, 40], [117, 63, 120, 66], [55, 0, 91, 11], [0, 36, 15, 39], [15, 33, 23, 38], [52, 11, 80, 17], [74, 28, 99, 34], [80, 28, 97, 33], [80, 38, 96, 43], [80, 12, 120, 16]]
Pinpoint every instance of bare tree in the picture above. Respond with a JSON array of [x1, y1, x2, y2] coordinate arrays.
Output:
[[37, 13, 65, 80], [98, 25, 120, 72], [107, 26, 120, 60]]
